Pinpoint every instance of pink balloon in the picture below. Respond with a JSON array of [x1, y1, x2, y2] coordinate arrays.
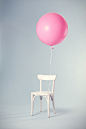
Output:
[[36, 13, 68, 46]]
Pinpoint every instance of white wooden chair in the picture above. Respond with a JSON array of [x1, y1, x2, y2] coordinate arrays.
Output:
[[31, 74, 56, 118]]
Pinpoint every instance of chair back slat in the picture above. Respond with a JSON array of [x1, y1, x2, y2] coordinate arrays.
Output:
[[52, 80, 55, 93], [37, 74, 56, 93], [40, 80, 42, 91], [37, 74, 56, 81]]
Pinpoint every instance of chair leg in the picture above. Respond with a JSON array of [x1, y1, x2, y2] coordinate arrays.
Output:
[[52, 95, 56, 114], [47, 95, 50, 118], [31, 94, 33, 116], [40, 96, 42, 112]]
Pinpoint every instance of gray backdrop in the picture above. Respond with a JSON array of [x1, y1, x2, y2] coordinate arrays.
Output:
[[0, 0, 86, 129]]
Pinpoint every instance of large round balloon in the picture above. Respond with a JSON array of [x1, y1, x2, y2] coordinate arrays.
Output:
[[36, 13, 68, 46]]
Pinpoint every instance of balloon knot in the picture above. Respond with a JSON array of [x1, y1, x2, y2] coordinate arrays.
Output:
[[51, 46, 54, 49]]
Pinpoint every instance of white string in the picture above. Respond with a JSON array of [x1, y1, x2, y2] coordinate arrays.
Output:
[[48, 47, 52, 91]]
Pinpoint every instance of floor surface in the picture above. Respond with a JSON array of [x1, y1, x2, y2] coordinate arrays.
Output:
[[0, 105, 86, 129]]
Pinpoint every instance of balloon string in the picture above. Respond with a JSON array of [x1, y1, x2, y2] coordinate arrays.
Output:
[[48, 47, 52, 91]]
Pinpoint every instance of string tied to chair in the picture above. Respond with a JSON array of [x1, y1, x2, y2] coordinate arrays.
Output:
[[48, 46, 53, 91]]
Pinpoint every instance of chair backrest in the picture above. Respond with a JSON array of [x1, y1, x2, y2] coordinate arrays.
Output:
[[37, 74, 56, 93]]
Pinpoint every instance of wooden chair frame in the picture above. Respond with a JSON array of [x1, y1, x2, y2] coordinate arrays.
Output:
[[31, 74, 56, 118]]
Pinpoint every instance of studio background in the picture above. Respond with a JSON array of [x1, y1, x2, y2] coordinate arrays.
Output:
[[0, 0, 86, 129]]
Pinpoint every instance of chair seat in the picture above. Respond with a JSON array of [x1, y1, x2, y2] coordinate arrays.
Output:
[[31, 91, 53, 96]]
